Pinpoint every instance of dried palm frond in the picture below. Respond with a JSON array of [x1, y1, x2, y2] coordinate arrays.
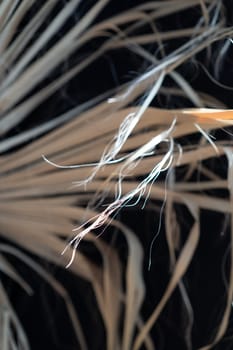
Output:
[[1, 0, 233, 349]]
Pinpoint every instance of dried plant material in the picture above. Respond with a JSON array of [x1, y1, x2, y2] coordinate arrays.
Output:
[[0, 281, 29, 350], [133, 220, 200, 350], [1, 0, 233, 349]]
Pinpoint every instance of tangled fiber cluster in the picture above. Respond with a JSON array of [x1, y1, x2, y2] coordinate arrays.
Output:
[[1, 0, 233, 349]]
